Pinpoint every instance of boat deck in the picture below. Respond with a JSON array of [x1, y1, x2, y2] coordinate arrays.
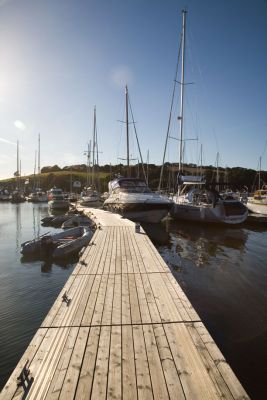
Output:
[[0, 208, 249, 399]]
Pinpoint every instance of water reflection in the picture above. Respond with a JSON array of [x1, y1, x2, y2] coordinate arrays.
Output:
[[161, 219, 248, 269], [15, 204, 22, 251]]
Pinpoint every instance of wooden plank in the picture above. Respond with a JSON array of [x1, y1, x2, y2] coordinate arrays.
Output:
[[165, 272, 201, 321], [107, 326, 121, 399], [44, 327, 79, 399], [0, 329, 48, 400], [58, 327, 89, 400], [136, 233, 169, 273], [75, 326, 100, 400], [132, 325, 153, 400], [90, 326, 111, 400], [121, 273, 131, 325], [142, 324, 170, 399], [26, 327, 71, 399], [102, 274, 115, 325], [115, 226, 122, 274], [164, 322, 221, 399], [122, 325, 137, 400], [71, 275, 96, 326], [73, 228, 102, 275], [133, 229, 166, 273], [160, 273, 192, 321], [41, 276, 76, 327], [112, 274, 122, 325], [185, 322, 235, 399], [126, 227, 146, 273], [91, 275, 108, 326], [80, 227, 109, 276], [81, 275, 102, 326], [122, 226, 138, 274], [153, 324, 185, 400], [134, 273, 151, 324], [122, 226, 135, 274], [193, 322, 249, 399], [128, 274, 141, 325], [109, 226, 117, 274], [148, 273, 184, 323], [140, 273, 161, 324], [51, 275, 87, 327]]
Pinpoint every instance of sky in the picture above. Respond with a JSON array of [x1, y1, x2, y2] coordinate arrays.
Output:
[[0, 0, 267, 180]]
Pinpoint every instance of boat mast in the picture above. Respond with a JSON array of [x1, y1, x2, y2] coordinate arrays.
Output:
[[37, 133, 40, 188], [259, 156, 262, 190], [92, 106, 96, 187], [178, 9, 187, 176], [125, 85, 130, 176], [17, 140, 20, 190]]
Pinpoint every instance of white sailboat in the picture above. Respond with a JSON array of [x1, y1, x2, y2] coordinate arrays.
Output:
[[28, 134, 48, 202], [78, 107, 102, 207], [246, 157, 267, 214], [103, 86, 173, 223], [11, 140, 25, 203], [168, 10, 248, 225]]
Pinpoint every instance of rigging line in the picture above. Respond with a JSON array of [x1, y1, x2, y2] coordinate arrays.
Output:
[[158, 30, 183, 191], [128, 94, 147, 184]]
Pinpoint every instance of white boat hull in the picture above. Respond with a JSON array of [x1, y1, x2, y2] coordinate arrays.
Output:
[[171, 201, 248, 225], [246, 201, 267, 215]]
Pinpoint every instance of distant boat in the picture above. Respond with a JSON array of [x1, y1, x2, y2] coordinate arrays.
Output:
[[246, 187, 267, 215], [27, 188, 48, 203], [165, 10, 248, 225], [11, 140, 25, 203], [246, 157, 267, 215], [78, 186, 101, 207], [21, 226, 93, 259], [47, 187, 69, 210], [0, 190, 10, 201], [11, 190, 25, 203]]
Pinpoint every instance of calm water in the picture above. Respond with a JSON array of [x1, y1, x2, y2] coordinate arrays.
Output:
[[0, 203, 266, 398]]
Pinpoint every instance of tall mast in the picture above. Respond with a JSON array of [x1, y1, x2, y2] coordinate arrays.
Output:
[[92, 106, 96, 186], [259, 156, 262, 190], [38, 133, 40, 175], [17, 140, 19, 190], [37, 133, 40, 188], [178, 9, 187, 174], [125, 85, 130, 176]]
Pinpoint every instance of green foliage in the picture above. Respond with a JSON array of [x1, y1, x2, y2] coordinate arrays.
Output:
[[1, 163, 266, 192]]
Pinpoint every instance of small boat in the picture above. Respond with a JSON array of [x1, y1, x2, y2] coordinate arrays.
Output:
[[21, 226, 93, 259], [27, 189, 48, 203], [0, 189, 10, 201], [11, 190, 26, 203], [47, 187, 69, 210], [41, 212, 77, 227], [78, 187, 101, 207], [246, 187, 267, 215], [61, 215, 92, 229]]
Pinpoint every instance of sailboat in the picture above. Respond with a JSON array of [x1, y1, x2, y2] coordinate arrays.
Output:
[[78, 107, 102, 207], [11, 140, 25, 203], [167, 10, 248, 225], [103, 86, 173, 223], [27, 134, 48, 202], [246, 157, 267, 214]]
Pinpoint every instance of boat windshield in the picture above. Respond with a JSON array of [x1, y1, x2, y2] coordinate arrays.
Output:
[[117, 179, 151, 193]]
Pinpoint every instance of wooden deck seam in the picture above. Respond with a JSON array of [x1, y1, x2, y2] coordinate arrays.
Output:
[[40, 320, 203, 329]]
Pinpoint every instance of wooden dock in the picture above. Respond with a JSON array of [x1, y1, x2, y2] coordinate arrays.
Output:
[[0, 208, 249, 399]]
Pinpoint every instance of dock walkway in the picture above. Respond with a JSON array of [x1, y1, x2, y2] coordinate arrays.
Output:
[[0, 208, 249, 399]]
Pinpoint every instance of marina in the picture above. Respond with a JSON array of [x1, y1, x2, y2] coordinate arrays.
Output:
[[0, 203, 266, 398]]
